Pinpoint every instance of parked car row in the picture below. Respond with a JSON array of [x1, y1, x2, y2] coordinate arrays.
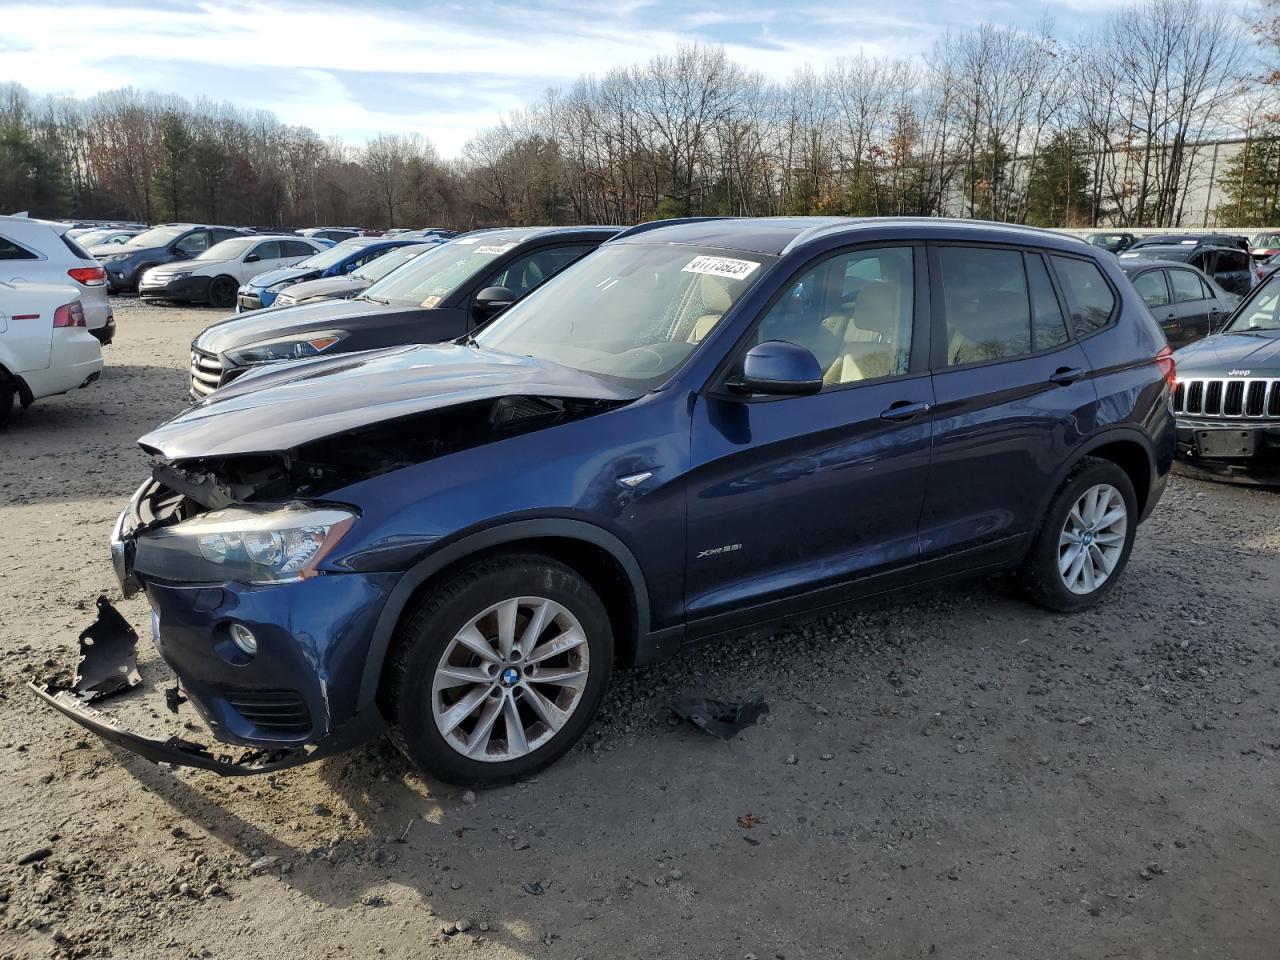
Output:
[[35, 216, 1189, 791]]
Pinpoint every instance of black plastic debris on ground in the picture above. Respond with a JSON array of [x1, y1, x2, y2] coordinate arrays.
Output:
[[73, 596, 142, 703], [671, 691, 768, 740]]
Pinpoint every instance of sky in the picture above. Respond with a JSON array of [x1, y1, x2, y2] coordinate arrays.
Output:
[[0, 0, 1260, 157]]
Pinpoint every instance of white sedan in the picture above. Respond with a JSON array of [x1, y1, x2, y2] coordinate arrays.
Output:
[[138, 235, 326, 308], [0, 281, 103, 425]]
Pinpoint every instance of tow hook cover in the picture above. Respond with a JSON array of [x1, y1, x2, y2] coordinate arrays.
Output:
[[74, 596, 142, 703]]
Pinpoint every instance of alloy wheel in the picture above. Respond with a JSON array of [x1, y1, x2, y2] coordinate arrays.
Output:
[[430, 596, 590, 762], [1058, 483, 1128, 595]]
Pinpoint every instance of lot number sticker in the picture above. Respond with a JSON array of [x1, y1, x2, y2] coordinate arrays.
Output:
[[474, 243, 517, 255], [682, 255, 761, 280]]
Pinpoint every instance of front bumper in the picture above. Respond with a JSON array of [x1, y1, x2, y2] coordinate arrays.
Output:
[[140, 276, 212, 303], [236, 287, 275, 312], [101, 261, 135, 291], [1174, 418, 1280, 485]]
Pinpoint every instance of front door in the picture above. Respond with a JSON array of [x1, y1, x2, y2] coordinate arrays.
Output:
[[685, 245, 933, 629]]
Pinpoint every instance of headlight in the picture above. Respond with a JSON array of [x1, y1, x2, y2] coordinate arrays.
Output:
[[132, 504, 356, 585], [265, 279, 294, 292], [225, 330, 346, 365], [275, 293, 296, 306], [168, 271, 190, 282], [104, 254, 130, 263]]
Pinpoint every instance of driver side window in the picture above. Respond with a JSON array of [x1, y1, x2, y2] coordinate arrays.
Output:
[[750, 247, 913, 389], [484, 245, 595, 297], [176, 232, 209, 256]]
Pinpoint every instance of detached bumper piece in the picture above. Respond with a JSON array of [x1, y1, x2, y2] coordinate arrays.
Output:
[[29, 597, 368, 776]]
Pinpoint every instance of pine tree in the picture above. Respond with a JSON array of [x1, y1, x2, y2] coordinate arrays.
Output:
[[1025, 131, 1092, 227], [1214, 131, 1280, 225]]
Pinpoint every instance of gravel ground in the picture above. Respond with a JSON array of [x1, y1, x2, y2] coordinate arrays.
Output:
[[1, 298, 1279, 960]]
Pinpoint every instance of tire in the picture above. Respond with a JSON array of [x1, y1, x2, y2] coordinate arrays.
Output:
[[0, 369, 14, 428], [208, 276, 238, 309], [1020, 456, 1138, 613], [384, 553, 614, 785]]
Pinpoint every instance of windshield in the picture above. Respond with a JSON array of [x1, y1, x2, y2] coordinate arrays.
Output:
[[294, 240, 368, 271], [352, 243, 434, 282], [362, 234, 526, 306], [476, 243, 777, 389], [124, 225, 188, 248], [198, 237, 257, 260], [1226, 273, 1280, 332], [1252, 234, 1280, 248]]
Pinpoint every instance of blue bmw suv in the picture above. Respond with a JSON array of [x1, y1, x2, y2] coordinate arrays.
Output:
[[36, 217, 1175, 785]]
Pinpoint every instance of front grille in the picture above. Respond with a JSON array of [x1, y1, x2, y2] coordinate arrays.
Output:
[[189, 348, 224, 398], [1173, 377, 1280, 419], [225, 688, 312, 735]]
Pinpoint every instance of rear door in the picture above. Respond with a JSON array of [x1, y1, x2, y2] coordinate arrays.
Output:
[[1166, 267, 1216, 346], [921, 244, 1096, 566]]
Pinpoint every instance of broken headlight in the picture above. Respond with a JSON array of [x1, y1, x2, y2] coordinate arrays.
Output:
[[132, 504, 356, 585], [225, 331, 347, 365]]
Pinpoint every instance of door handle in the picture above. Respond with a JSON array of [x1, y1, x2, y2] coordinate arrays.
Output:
[[1049, 367, 1085, 386], [879, 400, 931, 422]]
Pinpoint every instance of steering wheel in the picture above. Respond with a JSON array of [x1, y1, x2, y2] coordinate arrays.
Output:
[[613, 346, 666, 375]]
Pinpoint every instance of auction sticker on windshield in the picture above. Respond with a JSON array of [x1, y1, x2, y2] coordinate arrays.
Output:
[[682, 255, 761, 280], [474, 243, 517, 255]]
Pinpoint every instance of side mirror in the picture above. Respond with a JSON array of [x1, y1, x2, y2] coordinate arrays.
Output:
[[473, 285, 516, 314], [728, 340, 823, 397], [342, 261, 358, 274], [244, 252, 260, 263]]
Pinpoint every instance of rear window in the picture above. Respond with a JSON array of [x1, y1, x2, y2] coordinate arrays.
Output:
[[1051, 256, 1116, 336]]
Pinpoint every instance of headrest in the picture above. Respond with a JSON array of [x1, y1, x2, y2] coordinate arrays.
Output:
[[846, 282, 900, 341], [698, 276, 732, 314]]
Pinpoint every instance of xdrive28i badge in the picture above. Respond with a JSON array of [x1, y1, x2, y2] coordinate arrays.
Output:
[[696, 543, 742, 559]]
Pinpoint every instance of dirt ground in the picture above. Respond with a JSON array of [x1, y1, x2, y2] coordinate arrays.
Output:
[[1, 298, 1279, 960]]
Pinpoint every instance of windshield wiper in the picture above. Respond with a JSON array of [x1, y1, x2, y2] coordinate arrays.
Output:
[[362, 295, 389, 305]]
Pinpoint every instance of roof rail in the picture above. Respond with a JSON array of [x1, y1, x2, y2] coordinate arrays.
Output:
[[608, 216, 732, 242]]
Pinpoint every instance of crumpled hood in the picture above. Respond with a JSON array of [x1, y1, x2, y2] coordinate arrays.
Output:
[[1175, 331, 1280, 376], [139, 343, 634, 459], [195, 297, 391, 354], [248, 265, 320, 289]]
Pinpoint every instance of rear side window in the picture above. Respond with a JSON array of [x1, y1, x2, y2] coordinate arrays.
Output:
[[1050, 256, 1116, 336], [60, 234, 93, 261], [1132, 270, 1170, 307], [0, 235, 38, 261], [938, 246, 1031, 365], [284, 240, 315, 257], [1168, 269, 1206, 303], [1027, 254, 1070, 350], [1216, 250, 1249, 273]]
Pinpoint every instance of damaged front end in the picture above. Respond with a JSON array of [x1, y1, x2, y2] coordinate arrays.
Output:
[[33, 375, 628, 775]]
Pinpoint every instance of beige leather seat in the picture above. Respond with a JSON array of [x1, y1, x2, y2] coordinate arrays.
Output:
[[687, 278, 733, 343], [824, 281, 905, 385]]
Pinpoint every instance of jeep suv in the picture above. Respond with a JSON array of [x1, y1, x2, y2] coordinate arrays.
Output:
[[34, 217, 1175, 785]]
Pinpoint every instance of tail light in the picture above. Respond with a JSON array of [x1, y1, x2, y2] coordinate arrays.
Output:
[[67, 266, 107, 286], [52, 301, 86, 328], [1155, 345, 1176, 390]]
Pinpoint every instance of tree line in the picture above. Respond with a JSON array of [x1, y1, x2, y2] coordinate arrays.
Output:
[[2, 0, 1277, 232]]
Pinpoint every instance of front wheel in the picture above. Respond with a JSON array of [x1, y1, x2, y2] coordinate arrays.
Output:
[[208, 276, 238, 309], [384, 554, 613, 785], [1020, 457, 1138, 613]]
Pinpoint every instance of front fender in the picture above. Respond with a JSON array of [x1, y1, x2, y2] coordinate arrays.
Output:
[[354, 517, 654, 710]]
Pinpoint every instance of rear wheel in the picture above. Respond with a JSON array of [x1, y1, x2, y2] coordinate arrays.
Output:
[[1020, 457, 1137, 613], [384, 553, 613, 785], [208, 276, 238, 309]]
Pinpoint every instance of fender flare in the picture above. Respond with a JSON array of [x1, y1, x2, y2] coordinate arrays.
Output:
[[356, 518, 652, 708], [1037, 426, 1159, 522]]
